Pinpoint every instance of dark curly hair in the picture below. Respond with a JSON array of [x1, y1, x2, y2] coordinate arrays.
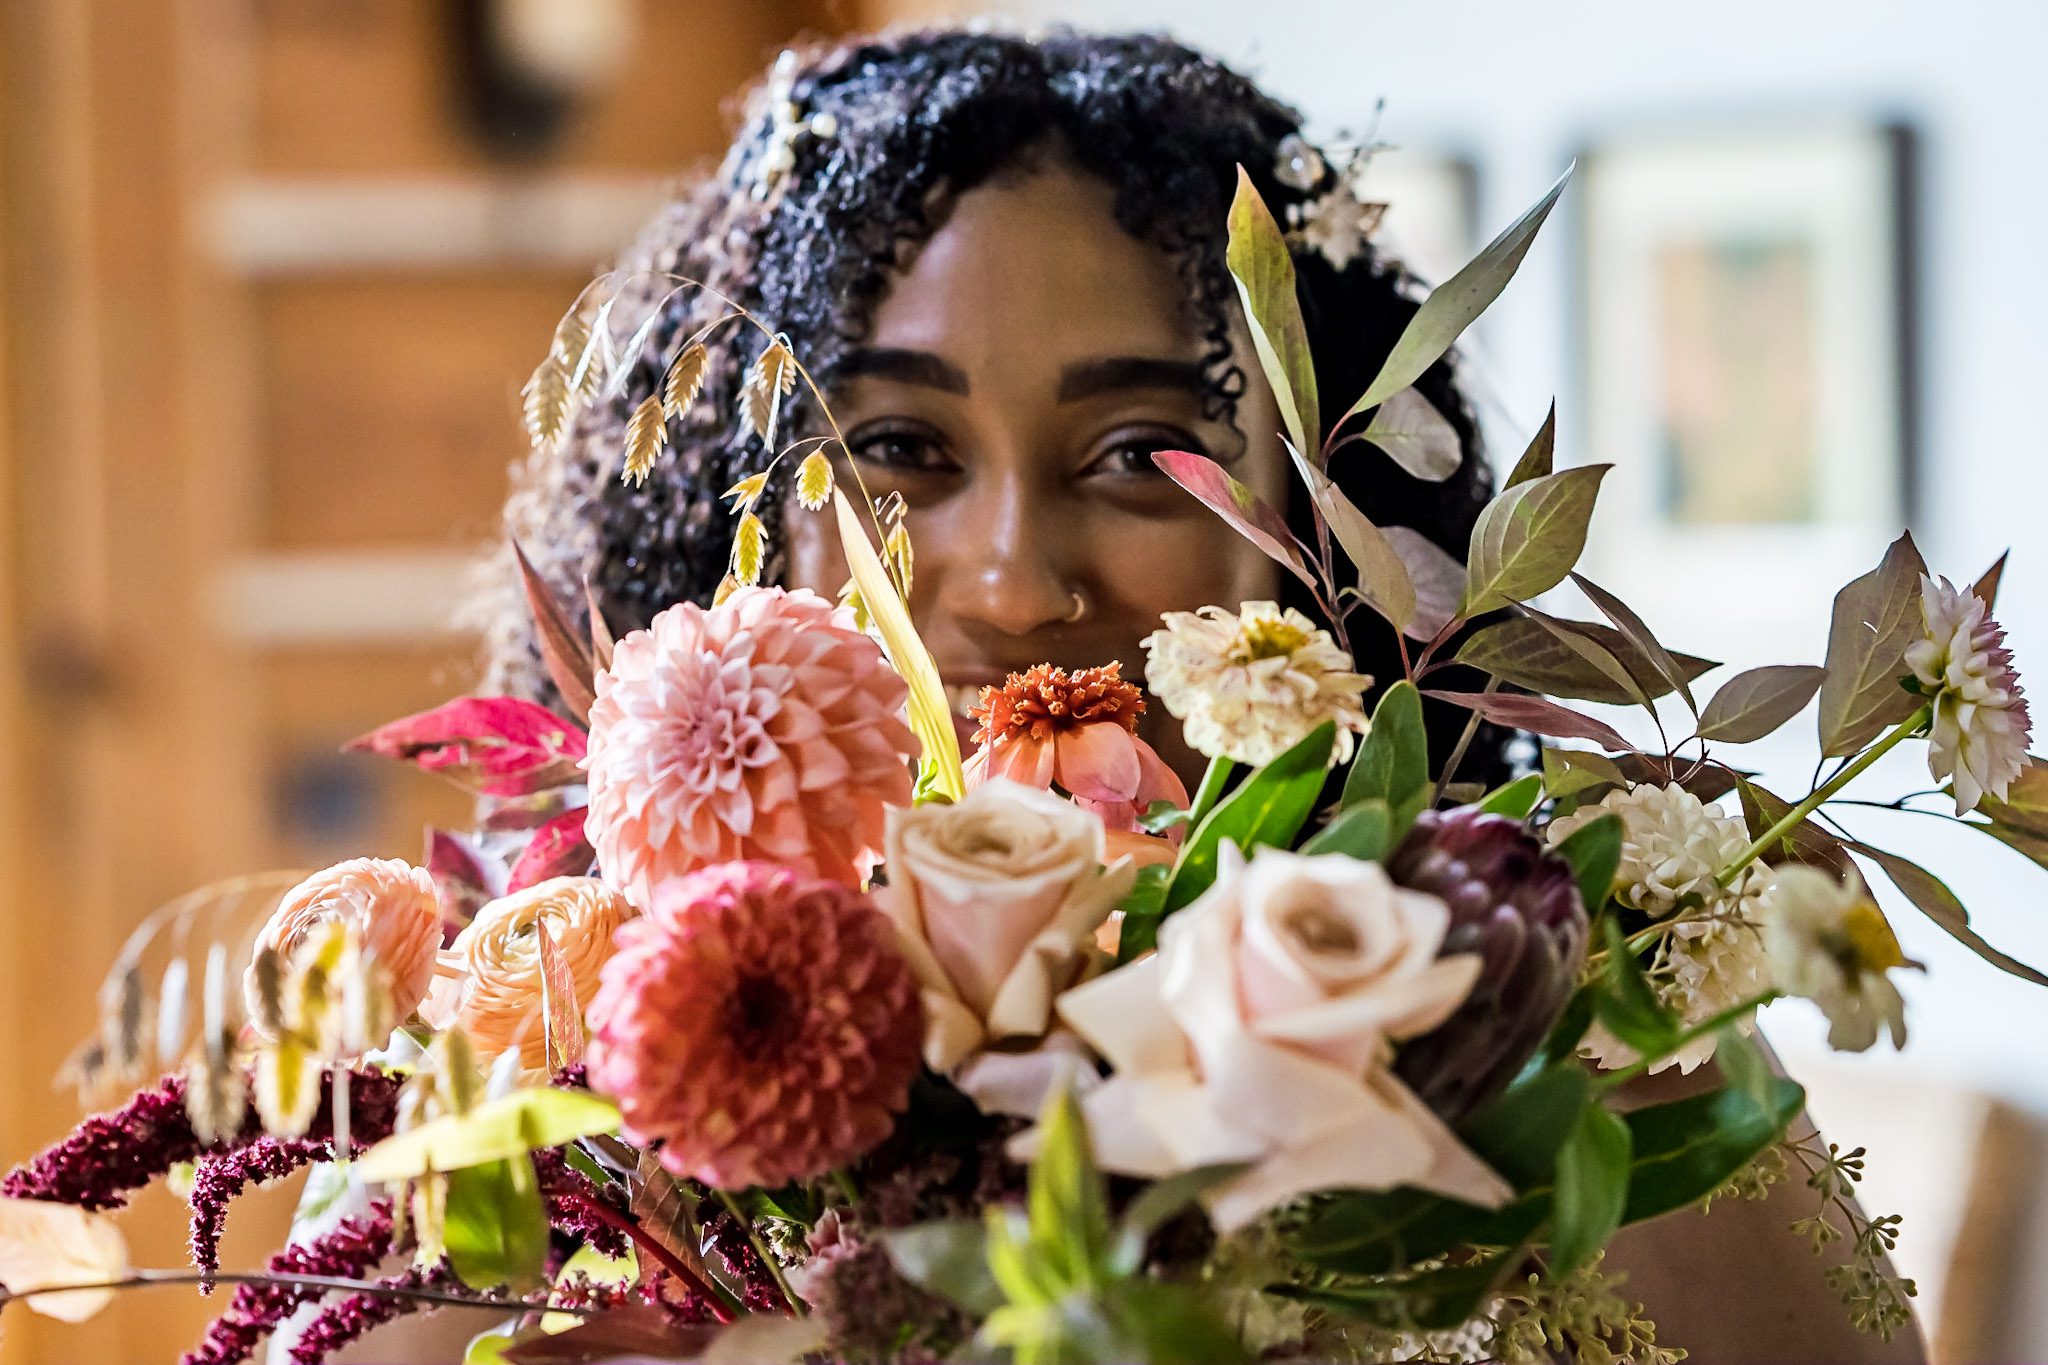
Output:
[[486, 25, 1515, 783]]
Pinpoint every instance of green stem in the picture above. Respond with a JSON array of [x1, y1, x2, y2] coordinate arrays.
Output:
[[1716, 705, 1931, 887], [1595, 990, 1782, 1093], [1431, 675, 1501, 806], [1186, 755, 1236, 827], [716, 1188, 805, 1316]]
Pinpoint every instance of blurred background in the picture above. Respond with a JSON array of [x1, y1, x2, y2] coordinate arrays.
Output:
[[3, 1, 2045, 1361]]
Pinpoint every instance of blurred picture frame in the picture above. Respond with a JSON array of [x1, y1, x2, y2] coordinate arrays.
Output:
[[1575, 122, 1916, 645]]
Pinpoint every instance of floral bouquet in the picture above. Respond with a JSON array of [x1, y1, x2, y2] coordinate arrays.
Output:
[[2, 165, 2041, 1365]]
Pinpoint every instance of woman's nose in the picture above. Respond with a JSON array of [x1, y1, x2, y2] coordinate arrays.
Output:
[[936, 470, 1074, 638]]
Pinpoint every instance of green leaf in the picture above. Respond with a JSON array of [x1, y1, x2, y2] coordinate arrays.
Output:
[[357, 1088, 621, 1183], [1817, 532, 1929, 757], [1287, 440, 1415, 631], [880, 1219, 1003, 1316], [1549, 1105, 1632, 1276], [1106, 1279, 1253, 1365], [1359, 387, 1461, 482], [1477, 773, 1544, 819], [1347, 164, 1573, 420], [1571, 573, 1700, 714], [1697, 665, 1829, 743], [1520, 608, 1651, 708], [1340, 681, 1430, 832], [1459, 1059, 1595, 1187], [1847, 842, 2048, 987], [1272, 1251, 1519, 1334], [1302, 798, 1394, 861], [1226, 168, 1319, 455], [1542, 747, 1626, 803], [1131, 722, 1336, 956], [1456, 615, 1716, 707], [1619, 1076, 1805, 1225], [444, 1157, 549, 1292], [1460, 465, 1612, 616], [1555, 813, 1622, 913], [1542, 985, 1598, 1066], [1116, 862, 1169, 922], [1504, 401, 1557, 488], [1594, 918, 1679, 1056], [1028, 1085, 1112, 1282]]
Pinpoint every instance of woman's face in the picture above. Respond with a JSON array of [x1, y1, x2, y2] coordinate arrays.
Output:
[[784, 159, 1289, 782]]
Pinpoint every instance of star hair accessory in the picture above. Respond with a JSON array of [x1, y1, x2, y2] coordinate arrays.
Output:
[[1275, 130, 1391, 272], [750, 49, 840, 203]]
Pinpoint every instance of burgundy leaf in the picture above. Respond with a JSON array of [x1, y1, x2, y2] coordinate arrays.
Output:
[[348, 696, 587, 797], [1422, 689, 1632, 751], [584, 578, 616, 673], [1848, 841, 2048, 987], [515, 540, 597, 725], [1972, 552, 2009, 612], [507, 807, 594, 894], [1152, 449, 1317, 590], [423, 828, 503, 934], [1696, 665, 1828, 743]]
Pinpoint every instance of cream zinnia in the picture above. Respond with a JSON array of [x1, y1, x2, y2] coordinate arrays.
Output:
[[582, 587, 916, 907], [1760, 866, 1911, 1052], [1142, 602, 1369, 766], [1905, 574, 2030, 813]]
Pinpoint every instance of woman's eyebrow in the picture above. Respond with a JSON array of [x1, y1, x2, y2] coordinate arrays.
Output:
[[833, 346, 971, 394], [1056, 356, 1206, 403]]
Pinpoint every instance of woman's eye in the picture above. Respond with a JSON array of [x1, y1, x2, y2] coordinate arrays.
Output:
[[845, 424, 958, 474], [1082, 430, 1203, 480]]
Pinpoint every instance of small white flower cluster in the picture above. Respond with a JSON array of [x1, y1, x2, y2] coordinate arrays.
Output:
[[1549, 783, 1769, 1073], [748, 51, 840, 203], [1906, 574, 2031, 813], [1142, 602, 1371, 767], [1273, 132, 1389, 272]]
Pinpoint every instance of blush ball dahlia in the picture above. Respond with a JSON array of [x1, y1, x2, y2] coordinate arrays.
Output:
[[584, 862, 922, 1189], [582, 587, 916, 907]]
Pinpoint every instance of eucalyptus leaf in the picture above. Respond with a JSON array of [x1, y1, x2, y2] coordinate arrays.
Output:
[[1549, 1104, 1631, 1277], [1571, 573, 1699, 714], [1347, 165, 1572, 420], [1460, 465, 1612, 616], [1226, 168, 1319, 455], [1422, 689, 1633, 752], [1360, 386, 1461, 482], [1504, 402, 1557, 488], [1847, 841, 2048, 986], [1697, 665, 1829, 743], [1153, 449, 1316, 590], [1288, 440, 1415, 630], [1381, 526, 1467, 640], [1302, 798, 1394, 861], [1817, 532, 1928, 757], [1340, 682, 1430, 833], [1456, 616, 1716, 707]]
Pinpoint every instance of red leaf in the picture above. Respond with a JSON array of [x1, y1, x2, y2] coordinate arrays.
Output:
[[535, 917, 589, 1073], [1423, 689, 1633, 751], [424, 828, 504, 934], [1151, 449, 1317, 590], [507, 807, 594, 893], [349, 696, 587, 797]]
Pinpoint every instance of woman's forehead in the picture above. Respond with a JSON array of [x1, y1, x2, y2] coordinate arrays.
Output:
[[865, 163, 1204, 363]]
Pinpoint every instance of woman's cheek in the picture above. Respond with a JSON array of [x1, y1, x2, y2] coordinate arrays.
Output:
[[1100, 513, 1282, 619]]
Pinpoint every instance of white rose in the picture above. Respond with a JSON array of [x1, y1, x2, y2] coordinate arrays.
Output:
[[1049, 844, 1510, 1231], [877, 780, 1134, 1092]]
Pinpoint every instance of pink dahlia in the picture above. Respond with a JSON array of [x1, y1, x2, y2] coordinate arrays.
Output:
[[582, 586, 916, 907], [584, 861, 922, 1189]]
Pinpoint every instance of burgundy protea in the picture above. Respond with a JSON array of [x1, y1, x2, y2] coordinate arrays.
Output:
[[1385, 807, 1589, 1120]]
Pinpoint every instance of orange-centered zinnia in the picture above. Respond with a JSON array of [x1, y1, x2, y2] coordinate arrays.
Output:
[[964, 663, 1186, 832]]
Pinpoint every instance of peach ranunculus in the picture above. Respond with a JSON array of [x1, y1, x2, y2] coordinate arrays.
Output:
[[1049, 844, 1510, 1231], [964, 663, 1188, 835], [247, 857, 442, 1025], [436, 876, 636, 1069], [876, 779, 1134, 1111]]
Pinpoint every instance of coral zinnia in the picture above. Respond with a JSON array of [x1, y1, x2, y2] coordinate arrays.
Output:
[[584, 862, 921, 1189], [964, 662, 1187, 831], [582, 587, 916, 908]]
